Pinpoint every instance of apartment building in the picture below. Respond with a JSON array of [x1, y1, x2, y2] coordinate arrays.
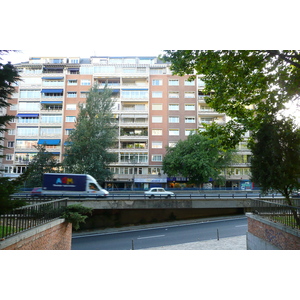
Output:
[[0, 55, 251, 189]]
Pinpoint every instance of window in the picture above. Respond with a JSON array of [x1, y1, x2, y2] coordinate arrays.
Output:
[[148, 167, 161, 175], [169, 80, 179, 86], [184, 92, 195, 98], [68, 80, 77, 85], [67, 92, 77, 98], [40, 127, 61, 136], [19, 102, 40, 111], [169, 116, 179, 123], [41, 115, 62, 123], [169, 104, 179, 110], [43, 80, 64, 87], [184, 79, 195, 86], [66, 104, 77, 110], [185, 104, 195, 110], [65, 129, 74, 135], [152, 79, 162, 86], [152, 155, 162, 162], [17, 127, 39, 136], [152, 142, 162, 148], [169, 92, 179, 98], [80, 92, 88, 98], [8, 141, 14, 147], [152, 129, 162, 136], [122, 90, 148, 99], [66, 116, 76, 122], [8, 129, 15, 135], [169, 129, 179, 136], [152, 116, 162, 123], [19, 90, 40, 98], [185, 117, 195, 123], [6, 154, 14, 161], [81, 80, 91, 85], [152, 104, 162, 110], [185, 129, 195, 136], [152, 91, 162, 98], [16, 140, 37, 149], [169, 142, 177, 147]]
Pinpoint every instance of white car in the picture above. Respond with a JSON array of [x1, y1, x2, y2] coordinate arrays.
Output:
[[144, 188, 175, 199]]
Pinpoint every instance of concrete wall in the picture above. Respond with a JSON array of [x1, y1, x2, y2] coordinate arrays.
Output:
[[0, 219, 72, 250], [246, 213, 300, 250]]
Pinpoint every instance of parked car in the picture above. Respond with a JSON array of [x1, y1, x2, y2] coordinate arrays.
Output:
[[292, 191, 300, 197], [144, 188, 175, 199], [30, 187, 42, 197]]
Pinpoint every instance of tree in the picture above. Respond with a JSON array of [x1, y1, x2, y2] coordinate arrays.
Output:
[[162, 50, 300, 148], [162, 133, 235, 186], [0, 51, 20, 157], [250, 116, 300, 225], [0, 51, 25, 214], [25, 144, 61, 188], [63, 84, 118, 183]]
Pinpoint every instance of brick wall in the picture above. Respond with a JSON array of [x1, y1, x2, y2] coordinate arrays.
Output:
[[247, 213, 300, 250], [0, 219, 72, 250]]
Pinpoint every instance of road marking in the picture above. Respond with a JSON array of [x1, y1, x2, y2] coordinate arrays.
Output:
[[137, 235, 165, 240], [235, 225, 247, 227]]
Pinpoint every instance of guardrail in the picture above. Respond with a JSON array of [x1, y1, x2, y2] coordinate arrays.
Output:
[[0, 198, 68, 239], [10, 192, 282, 200], [250, 198, 300, 230]]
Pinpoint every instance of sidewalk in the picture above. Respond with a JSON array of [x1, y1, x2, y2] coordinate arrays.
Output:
[[143, 235, 247, 250]]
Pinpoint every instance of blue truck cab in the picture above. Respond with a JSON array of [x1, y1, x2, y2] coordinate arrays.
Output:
[[41, 173, 109, 197]]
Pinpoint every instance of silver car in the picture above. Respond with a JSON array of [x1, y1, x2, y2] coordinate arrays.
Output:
[[144, 187, 175, 199]]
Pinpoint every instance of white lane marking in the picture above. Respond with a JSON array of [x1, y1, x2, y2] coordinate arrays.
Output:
[[235, 225, 247, 227], [137, 235, 165, 240]]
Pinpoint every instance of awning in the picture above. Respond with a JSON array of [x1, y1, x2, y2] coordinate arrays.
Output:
[[38, 139, 61, 145], [41, 89, 63, 93], [98, 89, 120, 93], [17, 114, 39, 118], [41, 101, 63, 104], [42, 77, 64, 80], [122, 89, 148, 91]]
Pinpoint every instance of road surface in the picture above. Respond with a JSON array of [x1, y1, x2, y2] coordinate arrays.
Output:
[[71, 216, 247, 250]]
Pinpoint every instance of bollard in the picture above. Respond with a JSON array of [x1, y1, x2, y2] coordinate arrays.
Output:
[[217, 229, 219, 241], [132, 239, 134, 250]]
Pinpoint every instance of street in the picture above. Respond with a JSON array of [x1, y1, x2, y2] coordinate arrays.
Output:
[[71, 216, 247, 250]]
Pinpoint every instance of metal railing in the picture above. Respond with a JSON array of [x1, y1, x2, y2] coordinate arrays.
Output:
[[250, 198, 300, 230], [0, 198, 68, 239]]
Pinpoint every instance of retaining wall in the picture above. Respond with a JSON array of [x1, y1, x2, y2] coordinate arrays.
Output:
[[246, 213, 300, 250], [0, 219, 72, 250]]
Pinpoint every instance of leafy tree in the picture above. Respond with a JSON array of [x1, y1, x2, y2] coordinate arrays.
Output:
[[0, 51, 20, 157], [0, 169, 30, 214], [0, 51, 25, 213], [250, 116, 300, 225], [63, 84, 118, 183], [25, 144, 61, 188], [162, 50, 300, 148], [162, 133, 235, 186], [61, 204, 93, 230]]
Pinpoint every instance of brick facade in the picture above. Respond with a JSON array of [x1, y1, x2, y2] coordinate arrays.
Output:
[[1, 220, 72, 250]]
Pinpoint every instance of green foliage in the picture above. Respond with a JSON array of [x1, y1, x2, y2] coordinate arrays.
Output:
[[25, 144, 61, 188], [63, 84, 118, 183], [0, 51, 21, 157], [0, 168, 31, 214], [250, 116, 300, 200], [162, 133, 235, 186], [61, 204, 93, 230], [162, 50, 300, 148]]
